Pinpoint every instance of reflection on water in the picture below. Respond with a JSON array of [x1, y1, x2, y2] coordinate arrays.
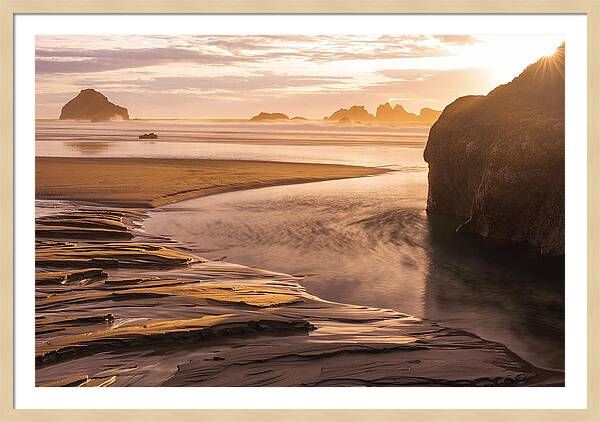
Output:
[[64, 141, 111, 155], [144, 172, 564, 371], [423, 215, 564, 371]]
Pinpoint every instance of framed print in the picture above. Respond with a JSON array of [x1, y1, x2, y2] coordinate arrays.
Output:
[[1, 1, 598, 421]]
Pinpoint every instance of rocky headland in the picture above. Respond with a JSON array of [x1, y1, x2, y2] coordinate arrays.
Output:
[[424, 45, 565, 255], [59, 89, 130, 122]]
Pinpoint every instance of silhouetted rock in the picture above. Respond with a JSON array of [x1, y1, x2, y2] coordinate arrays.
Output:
[[424, 44, 565, 255], [59, 89, 129, 122], [250, 112, 290, 121], [376, 103, 418, 122], [375, 103, 442, 123], [326, 103, 441, 124], [418, 108, 442, 124], [291, 116, 308, 121], [139, 133, 158, 139], [325, 106, 376, 122]]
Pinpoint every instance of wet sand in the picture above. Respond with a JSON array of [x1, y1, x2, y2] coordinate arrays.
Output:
[[35, 207, 562, 387], [36, 157, 388, 207], [34, 157, 563, 386]]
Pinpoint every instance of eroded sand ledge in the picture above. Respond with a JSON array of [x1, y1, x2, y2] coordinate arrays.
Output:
[[34, 206, 564, 387], [36, 157, 388, 207]]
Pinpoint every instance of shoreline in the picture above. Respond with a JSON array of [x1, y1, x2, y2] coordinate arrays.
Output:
[[36, 157, 389, 208], [36, 117, 435, 126]]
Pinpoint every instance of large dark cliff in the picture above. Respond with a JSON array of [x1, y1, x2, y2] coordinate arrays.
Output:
[[424, 45, 565, 255]]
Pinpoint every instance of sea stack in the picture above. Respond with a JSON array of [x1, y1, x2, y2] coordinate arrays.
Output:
[[250, 112, 290, 121], [59, 89, 130, 122], [424, 44, 565, 255], [326, 103, 441, 124], [325, 106, 376, 122], [375, 103, 416, 122], [418, 108, 442, 124], [375, 103, 442, 123]]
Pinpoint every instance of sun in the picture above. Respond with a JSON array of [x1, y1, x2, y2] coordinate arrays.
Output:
[[468, 35, 564, 86], [515, 36, 564, 63], [536, 40, 561, 57]]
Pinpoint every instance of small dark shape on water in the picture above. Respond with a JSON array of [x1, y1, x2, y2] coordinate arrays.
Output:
[[139, 133, 158, 139]]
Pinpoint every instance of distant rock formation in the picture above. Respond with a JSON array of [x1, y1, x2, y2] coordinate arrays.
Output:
[[250, 112, 290, 121], [417, 108, 442, 124], [424, 44, 565, 255], [326, 103, 441, 124], [325, 106, 376, 123], [376, 103, 416, 122], [59, 89, 129, 122], [249, 104, 440, 124], [375, 103, 442, 123]]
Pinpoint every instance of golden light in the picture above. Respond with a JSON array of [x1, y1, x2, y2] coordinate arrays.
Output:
[[461, 35, 564, 87], [537, 41, 561, 58]]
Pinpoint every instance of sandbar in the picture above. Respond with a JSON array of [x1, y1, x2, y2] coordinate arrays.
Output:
[[36, 157, 388, 207]]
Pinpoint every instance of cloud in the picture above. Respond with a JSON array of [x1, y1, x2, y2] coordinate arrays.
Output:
[[36, 47, 243, 74], [364, 68, 493, 99], [146, 73, 354, 91], [201, 34, 451, 61], [36, 34, 464, 74], [432, 35, 479, 45], [68, 72, 355, 94], [377, 69, 437, 81]]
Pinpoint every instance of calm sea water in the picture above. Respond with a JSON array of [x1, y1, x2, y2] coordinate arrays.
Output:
[[36, 119, 565, 371]]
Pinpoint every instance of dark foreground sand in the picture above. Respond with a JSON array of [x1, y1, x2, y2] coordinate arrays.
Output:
[[35, 208, 563, 387], [36, 157, 388, 207]]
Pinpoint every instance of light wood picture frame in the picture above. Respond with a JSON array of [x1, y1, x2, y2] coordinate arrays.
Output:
[[1, 1, 598, 420]]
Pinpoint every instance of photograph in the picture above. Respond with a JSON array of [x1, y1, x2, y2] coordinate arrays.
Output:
[[33, 33, 566, 388]]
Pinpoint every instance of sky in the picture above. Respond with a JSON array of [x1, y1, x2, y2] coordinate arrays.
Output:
[[35, 34, 564, 119]]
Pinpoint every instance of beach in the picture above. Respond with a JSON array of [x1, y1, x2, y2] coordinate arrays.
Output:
[[34, 119, 565, 385], [36, 157, 388, 207], [35, 205, 560, 387], [35, 149, 564, 386]]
